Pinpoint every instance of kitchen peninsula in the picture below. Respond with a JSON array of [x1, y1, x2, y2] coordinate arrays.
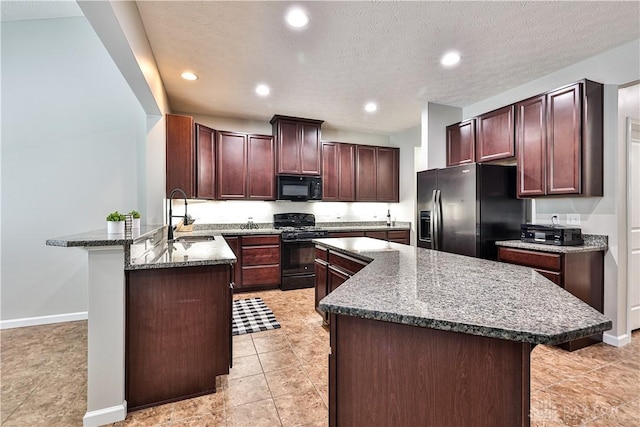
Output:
[[316, 237, 612, 426], [46, 226, 236, 426]]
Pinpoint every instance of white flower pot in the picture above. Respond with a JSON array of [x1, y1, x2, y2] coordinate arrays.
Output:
[[107, 221, 125, 234], [132, 218, 141, 229]]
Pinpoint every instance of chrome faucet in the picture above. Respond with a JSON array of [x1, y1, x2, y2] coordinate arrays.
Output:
[[167, 188, 195, 241]]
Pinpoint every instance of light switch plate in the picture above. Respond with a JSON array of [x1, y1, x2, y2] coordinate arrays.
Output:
[[567, 214, 581, 226]]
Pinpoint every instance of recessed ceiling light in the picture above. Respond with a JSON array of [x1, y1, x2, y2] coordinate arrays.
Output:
[[256, 84, 270, 96], [286, 8, 309, 28], [181, 71, 198, 81], [364, 102, 377, 113], [441, 52, 461, 67]]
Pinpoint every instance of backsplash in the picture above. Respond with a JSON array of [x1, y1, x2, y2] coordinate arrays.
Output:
[[172, 200, 401, 225]]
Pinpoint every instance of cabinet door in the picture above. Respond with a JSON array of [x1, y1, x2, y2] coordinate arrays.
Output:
[[166, 114, 195, 198], [547, 83, 582, 195], [322, 142, 339, 201], [224, 236, 242, 288], [247, 135, 275, 200], [356, 145, 377, 201], [446, 119, 475, 166], [301, 122, 321, 175], [516, 95, 547, 197], [276, 120, 301, 174], [376, 147, 399, 202], [196, 124, 216, 199], [476, 105, 515, 162], [315, 259, 329, 321], [338, 143, 356, 201], [388, 230, 410, 245], [217, 131, 247, 199], [365, 231, 387, 240]]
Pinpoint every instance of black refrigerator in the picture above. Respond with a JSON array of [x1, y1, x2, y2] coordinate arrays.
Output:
[[417, 163, 525, 260]]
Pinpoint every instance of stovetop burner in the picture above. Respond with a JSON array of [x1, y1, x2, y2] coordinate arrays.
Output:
[[274, 213, 328, 241]]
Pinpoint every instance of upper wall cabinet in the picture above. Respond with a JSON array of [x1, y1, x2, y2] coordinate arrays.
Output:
[[217, 131, 275, 200], [196, 124, 216, 199], [355, 145, 400, 202], [166, 114, 196, 198], [516, 79, 603, 197], [271, 115, 324, 175], [247, 134, 275, 200], [476, 105, 515, 162], [446, 119, 476, 166], [322, 142, 356, 202]]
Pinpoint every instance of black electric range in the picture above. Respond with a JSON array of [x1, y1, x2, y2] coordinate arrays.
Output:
[[274, 213, 328, 290]]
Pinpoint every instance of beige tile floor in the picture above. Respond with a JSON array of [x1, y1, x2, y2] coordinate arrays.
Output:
[[1, 287, 638, 426]]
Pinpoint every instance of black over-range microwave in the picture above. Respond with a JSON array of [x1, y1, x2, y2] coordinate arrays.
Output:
[[276, 175, 322, 201]]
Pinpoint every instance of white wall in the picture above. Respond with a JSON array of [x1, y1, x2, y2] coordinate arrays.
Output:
[[1, 17, 146, 322], [424, 102, 462, 170], [455, 39, 640, 343]]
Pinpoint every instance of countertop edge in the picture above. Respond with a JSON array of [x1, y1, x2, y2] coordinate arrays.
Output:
[[495, 240, 608, 253]]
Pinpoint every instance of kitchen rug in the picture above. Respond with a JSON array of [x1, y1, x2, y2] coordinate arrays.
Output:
[[232, 298, 281, 336]]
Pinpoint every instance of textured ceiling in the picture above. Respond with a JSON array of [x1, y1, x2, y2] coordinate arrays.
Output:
[[136, 1, 639, 134], [0, 0, 82, 22]]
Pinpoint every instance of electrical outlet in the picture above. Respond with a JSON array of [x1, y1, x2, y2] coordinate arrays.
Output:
[[567, 214, 581, 226], [551, 213, 562, 225]]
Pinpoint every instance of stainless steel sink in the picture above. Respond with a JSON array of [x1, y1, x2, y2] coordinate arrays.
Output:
[[171, 235, 214, 243]]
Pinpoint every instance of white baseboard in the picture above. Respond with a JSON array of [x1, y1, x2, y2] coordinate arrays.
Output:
[[0, 311, 88, 330], [83, 401, 127, 427], [603, 332, 631, 347]]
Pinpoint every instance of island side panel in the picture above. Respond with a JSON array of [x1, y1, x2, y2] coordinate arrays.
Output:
[[330, 314, 531, 427], [126, 265, 231, 410]]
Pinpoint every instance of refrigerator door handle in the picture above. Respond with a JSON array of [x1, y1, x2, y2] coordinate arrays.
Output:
[[435, 190, 442, 251], [431, 189, 439, 251]]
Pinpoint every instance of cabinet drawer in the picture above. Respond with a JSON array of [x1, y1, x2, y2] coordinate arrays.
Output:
[[241, 235, 280, 246], [536, 269, 563, 286], [328, 251, 368, 276], [498, 247, 562, 271], [241, 265, 280, 285], [388, 230, 409, 240], [242, 246, 280, 266], [365, 231, 387, 240], [316, 247, 328, 261]]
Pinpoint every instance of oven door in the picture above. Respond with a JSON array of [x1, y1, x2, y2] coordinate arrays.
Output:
[[280, 240, 315, 290]]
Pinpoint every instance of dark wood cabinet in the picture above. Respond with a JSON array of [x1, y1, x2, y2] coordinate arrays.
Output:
[[322, 142, 356, 201], [376, 147, 399, 202], [476, 105, 515, 162], [196, 124, 216, 199], [516, 95, 547, 196], [516, 79, 603, 197], [216, 131, 247, 199], [328, 230, 410, 245], [126, 265, 231, 410], [446, 119, 476, 166], [247, 134, 275, 200], [387, 230, 410, 245], [271, 115, 323, 175], [315, 245, 368, 325], [364, 231, 387, 240], [224, 236, 242, 288], [166, 114, 195, 198], [355, 145, 377, 201], [239, 235, 280, 290], [328, 231, 366, 238], [497, 246, 604, 351]]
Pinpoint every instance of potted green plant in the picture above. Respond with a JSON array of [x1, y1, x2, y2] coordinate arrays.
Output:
[[106, 211, 126, 234], [129, 210, 141, 229]]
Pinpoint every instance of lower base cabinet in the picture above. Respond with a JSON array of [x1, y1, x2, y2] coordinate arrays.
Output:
[[223, 234, 281, 291], [329, 229, 410, 245], [125, 265, 232, 410], [497, 247, 604, 351], [315, 246, 368, 325]]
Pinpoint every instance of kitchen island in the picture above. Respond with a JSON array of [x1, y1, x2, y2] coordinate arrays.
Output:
[[46, 226, 236, 426], [315, 237, 611, 427]]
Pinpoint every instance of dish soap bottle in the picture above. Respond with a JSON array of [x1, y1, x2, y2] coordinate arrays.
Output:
[[386, 209, 391, 227]]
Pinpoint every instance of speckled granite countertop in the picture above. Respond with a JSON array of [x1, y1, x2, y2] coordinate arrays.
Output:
[[127, 235, 236, 270], [45, 225, 165, 247], [315, 237, 611, 345], [495, 234, 608, 254]]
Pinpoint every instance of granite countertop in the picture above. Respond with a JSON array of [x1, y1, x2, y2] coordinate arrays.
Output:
[[46, 225, 165, 247], [315, 237, 611, 346], [127, 235, 236, 270], [191, 221, 411, 236], [495, 234, 608, 254]]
